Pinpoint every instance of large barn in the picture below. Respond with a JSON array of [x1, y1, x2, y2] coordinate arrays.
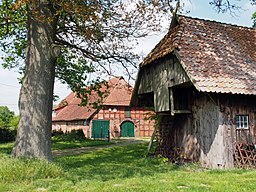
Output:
[[53, 77, 154, 139], [131, 15, 256, 168]]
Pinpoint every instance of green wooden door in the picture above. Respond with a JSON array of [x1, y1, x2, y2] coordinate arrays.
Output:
[[120, 121, 134, 137], [92, 120, 109, 139]]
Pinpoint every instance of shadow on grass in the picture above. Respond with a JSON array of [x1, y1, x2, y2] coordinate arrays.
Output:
[[0, 141, 186, 184], [55, 143, 177, 182], [0, 140, 112, 154], [52, 140, 112, 150], [0, 143, 13, 154]]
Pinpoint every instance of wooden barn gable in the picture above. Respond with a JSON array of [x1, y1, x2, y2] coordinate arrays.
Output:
[[131, 14, 256, 169]]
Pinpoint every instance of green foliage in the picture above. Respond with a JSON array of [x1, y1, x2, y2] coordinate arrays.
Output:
[[55, 49, 109, 107], [0, 106, 18, 143], [0, 0, 27, 69], [0, 106, 14, 128], [52, 130, 86, 142], [8, 115, 19, 129], [156, 154, 170, 163], [56, 49, 96, 87], [0, 0, 169, 89], [0, 142, 13, 154], [0, 128, 16, 143], [252, 12, 256, 28]]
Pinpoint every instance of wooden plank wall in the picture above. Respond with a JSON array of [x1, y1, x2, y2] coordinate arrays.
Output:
[[138, 55, 190, 113], [219, 94, 256, 144], [156, 92, 256, 168], [174, 93, 234, 168], [192, 94, 230, 168]]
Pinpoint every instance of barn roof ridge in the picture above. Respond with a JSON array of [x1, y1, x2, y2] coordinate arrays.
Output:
[[178, 14, 256, 30]]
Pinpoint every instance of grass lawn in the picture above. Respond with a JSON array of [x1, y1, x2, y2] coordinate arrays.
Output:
[[51, 138, 113, 151], [0, 137, 112, 154], [1, 142, 256, 191]]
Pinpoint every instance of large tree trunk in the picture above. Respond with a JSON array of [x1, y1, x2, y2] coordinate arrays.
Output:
[[12, 2, 58, 161]]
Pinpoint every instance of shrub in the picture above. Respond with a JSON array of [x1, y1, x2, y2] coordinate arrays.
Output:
[[52, 129, 85, 142], [0, 128, 16, 143], [52, 130, 64, 137]]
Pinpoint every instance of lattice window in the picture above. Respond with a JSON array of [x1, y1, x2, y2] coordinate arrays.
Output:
[[125, 107, 131, 118], [236, 115, 249, 129]]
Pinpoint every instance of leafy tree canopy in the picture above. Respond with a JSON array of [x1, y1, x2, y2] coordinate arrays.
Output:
[[0, 0, 170, 76], [0, 0, 176, 104], [1, 1, 254, 85], [8, 115, 19, 129], [0, 106, 15, 128]]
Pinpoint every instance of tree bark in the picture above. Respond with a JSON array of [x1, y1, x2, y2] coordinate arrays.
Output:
[[12, 2, 58, 161]]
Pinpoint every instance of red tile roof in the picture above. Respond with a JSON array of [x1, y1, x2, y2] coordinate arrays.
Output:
[[52, 92, 97, 121], [103, 77, 133, 106], [53, 77, 133, 121], [142, 15, 256, 95]]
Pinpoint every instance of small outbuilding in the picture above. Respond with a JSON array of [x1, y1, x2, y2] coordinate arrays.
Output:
[[131, 15, 256, 168], [53, 77, 154, 139]]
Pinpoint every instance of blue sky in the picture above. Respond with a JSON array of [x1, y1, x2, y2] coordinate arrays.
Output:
[[187, 0, 255, 26], [0, 1, 255, 114]]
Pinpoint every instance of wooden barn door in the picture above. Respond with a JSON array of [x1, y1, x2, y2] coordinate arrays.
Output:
[[120, 121, 135, 137], [92, 120, 109, 139]]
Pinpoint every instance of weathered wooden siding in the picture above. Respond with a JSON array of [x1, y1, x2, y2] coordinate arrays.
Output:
[[138, 56, 190, 112], [168, 57, 190, 87], [191, 94, 232, 168], [156, 92, 256, 168], [156, 93, 232, 168], [219, 94, 256, 144]]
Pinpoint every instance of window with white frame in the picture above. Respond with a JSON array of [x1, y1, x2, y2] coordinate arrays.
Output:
[[235, 115, 249, 129]]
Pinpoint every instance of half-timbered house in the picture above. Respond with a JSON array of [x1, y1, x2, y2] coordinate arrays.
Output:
[[53, 77, 154, 139]]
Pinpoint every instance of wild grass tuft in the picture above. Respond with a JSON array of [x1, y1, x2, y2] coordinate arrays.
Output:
[[0, 154, 63, 183]]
